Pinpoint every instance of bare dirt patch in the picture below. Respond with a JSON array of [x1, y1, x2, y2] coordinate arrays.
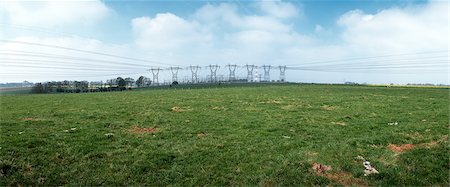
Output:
[[312, 162, 332, 174], [197, 133, 207, 137], [387, 144, 415, 153], [388, 136, 446, 153], [312, 162, 367, 186], [326, 171, 368, 186], [129, 126, 159, 134]]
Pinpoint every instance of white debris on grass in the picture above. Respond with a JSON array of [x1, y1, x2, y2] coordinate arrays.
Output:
[[356, 155, 379, 176], [19, 132, 24, 135], [363, 161, 379, 176], [104, 133, 114, 137], [63, 128, 77, 132], [282, 135, 291, 139], [388, 122, 399, 125]]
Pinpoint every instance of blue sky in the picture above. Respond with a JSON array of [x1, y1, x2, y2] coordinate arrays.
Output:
[[0, 0, 448, 84]]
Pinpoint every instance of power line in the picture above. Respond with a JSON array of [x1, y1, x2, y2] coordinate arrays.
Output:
[[0, 62, 145, 72], [285, 50, 448, 66], [0, 39, 180, 67], [289, 56, 448, 69], [1, 72, 148, 79], [0, 50, 149, 68]]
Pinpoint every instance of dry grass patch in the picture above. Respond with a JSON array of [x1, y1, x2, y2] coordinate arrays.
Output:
[[326, 171, 368, 186], [280, 105, 295, 110], [312, 163, 332, 174], [331, 121, 347, 126], [171, 106, 184, 112], [388, 136, 446, 153], [321, 105, 336, 111], [171, 106, 192, 113], [212, 106, 226, 111], [387, 144, 415, 153], [260, 100, 282, 104], [20, 117, 36, 121], [129, 126, 159, 134], [312, 162, 367, 186]]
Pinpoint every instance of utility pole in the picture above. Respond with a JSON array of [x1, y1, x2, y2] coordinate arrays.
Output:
[[262, 65, 271, 82], [245, 64, 255, 82], [207, 64, 220, 82], [226, 64, 237, 82], [279, 65, 286, 82], [149, 67, 162, 85], [189, 65, 201, 83], [168, 66, 182, 83]]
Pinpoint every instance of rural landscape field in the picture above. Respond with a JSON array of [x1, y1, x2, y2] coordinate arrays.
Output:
[[1, 84, 448, 186]]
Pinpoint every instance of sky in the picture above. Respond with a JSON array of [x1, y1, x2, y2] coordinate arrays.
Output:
[[0, 0, 448, 84]]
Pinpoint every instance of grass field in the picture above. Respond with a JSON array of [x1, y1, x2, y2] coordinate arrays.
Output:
[[0, 84, 448, 186]]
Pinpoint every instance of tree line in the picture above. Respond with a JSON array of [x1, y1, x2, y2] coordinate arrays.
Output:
[[31, 76, 152, 93]]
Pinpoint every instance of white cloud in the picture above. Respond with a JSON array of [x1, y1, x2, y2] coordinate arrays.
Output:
[[131, 2, 309, 66], [131, 13, 212, 51], [258, 0, 301, 19], [194, 3, 294, 32], [194, 3, 240, 26], [337, 2, 448, 53], [315, 24, 324, 32], [0, 0, 112, 27]]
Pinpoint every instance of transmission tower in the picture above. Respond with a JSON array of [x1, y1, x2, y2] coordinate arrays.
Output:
[[149, 67, 162, 85], [226, 64, 237, 81], [245, 64, 255, 82], [168, 66, 182, 82], [207, 65, 220, 82], [278, 65, 286, 82], [262, 65, 271, 82], [189, 65, 201, 83]]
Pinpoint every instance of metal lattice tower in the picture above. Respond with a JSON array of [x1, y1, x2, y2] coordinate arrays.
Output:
[[245, 64, 255, 82], [169, 66, 182, 82], [207, 65, 220, 82], [262, 65, 271, 82], [226, 64, 237, 81], [189, 65, 201, 83], [279, 65, 286, 82], [149, 67, 162, 85]]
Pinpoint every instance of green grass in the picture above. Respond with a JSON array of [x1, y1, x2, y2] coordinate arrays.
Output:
[[0, 84, 448, 186]]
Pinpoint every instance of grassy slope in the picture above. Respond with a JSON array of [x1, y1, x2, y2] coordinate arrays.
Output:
[[0, 84, 448, 186]]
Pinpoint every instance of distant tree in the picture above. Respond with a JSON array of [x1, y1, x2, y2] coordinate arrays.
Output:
[[124, 77, 135, 88], [144, 77, 152, 87], [80, 81, 89, 92], [136, 76, 145, 88], [116, 77, 126, 89], [107, 79, 115, 87], [31, 83, 45, 93]]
